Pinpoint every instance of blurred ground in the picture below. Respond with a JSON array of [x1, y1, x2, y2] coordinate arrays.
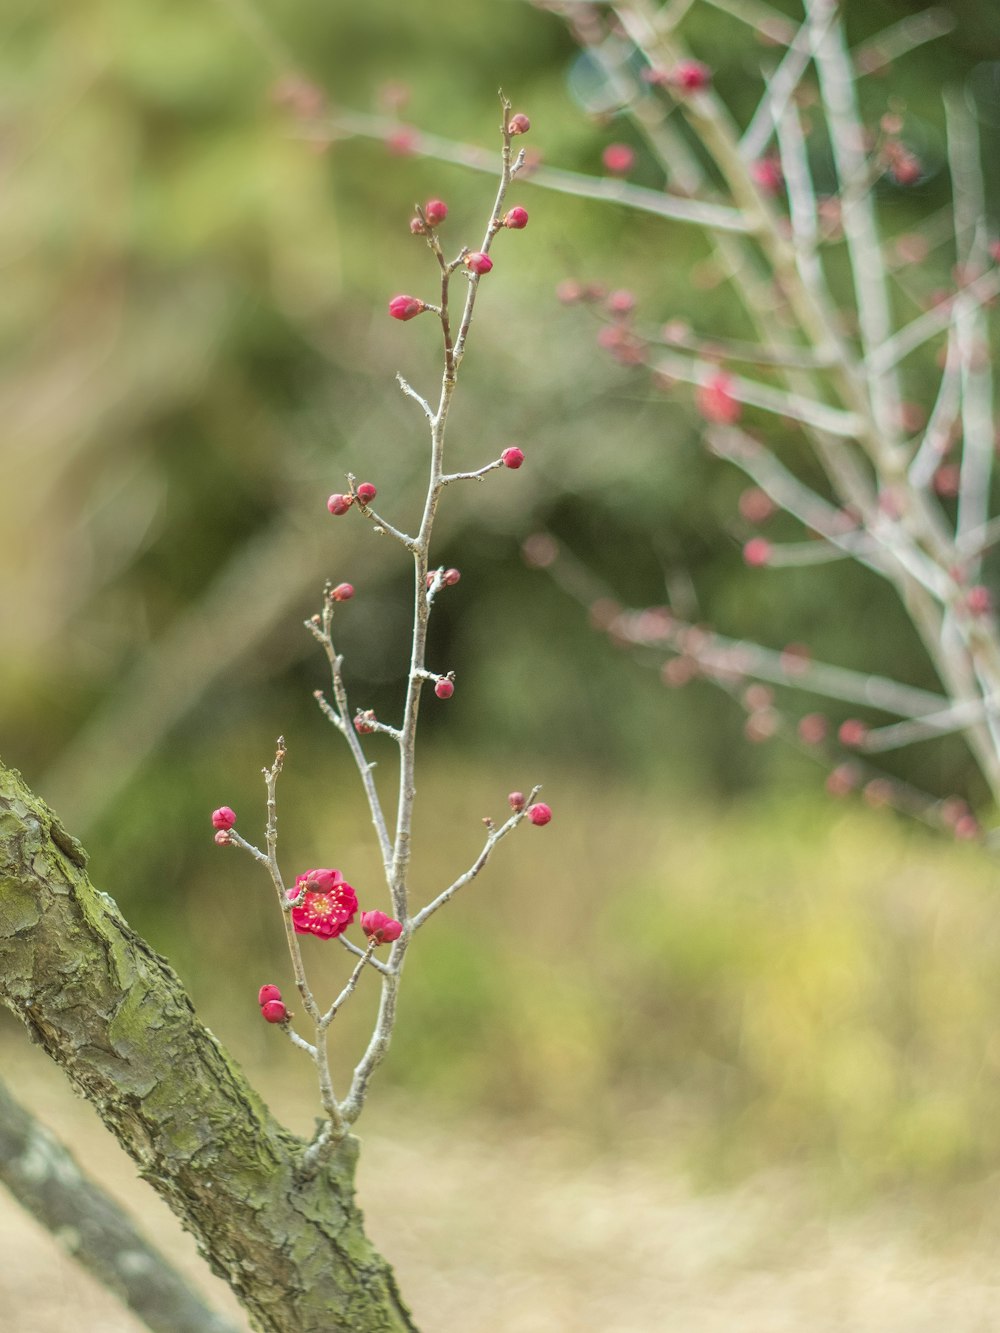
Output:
[[5, 1044, 1000, 1333]]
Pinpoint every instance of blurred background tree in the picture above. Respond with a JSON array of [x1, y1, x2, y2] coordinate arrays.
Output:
[[5, 0, 1000, 1208]]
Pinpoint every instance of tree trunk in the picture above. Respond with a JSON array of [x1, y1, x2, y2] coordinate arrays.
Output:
[[0, 759, 417, 1333]]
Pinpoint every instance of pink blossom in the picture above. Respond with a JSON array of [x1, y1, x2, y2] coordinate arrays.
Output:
[[261, 999, 288, 1023], [503, 206, 529, 230], [465, 252, 493, 275], [287, 869, 358, 940], [501, 446, 525, 469], [211, 806, 237, 830], [527, 802, 552, 826], [258, 984, 282, 1006], [424, 199, 448, 226]]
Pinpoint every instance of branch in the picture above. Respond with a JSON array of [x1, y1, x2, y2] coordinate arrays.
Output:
[[0, 1077, 239, 1333]]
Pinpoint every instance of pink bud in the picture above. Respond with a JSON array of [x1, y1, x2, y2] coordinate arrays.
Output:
[[331, 582, 355, 602], [527, 802, 552, 826], [434, 678, 455, 699], [508, 791, 525, 812], [261, 999, 288, 1024], [742, 538, 772, 567], [211, 806, 237, 830], [602, 143, 635, 176], [838, 719, 868, 748], [673, 61, 712, 92], [696, 372, 741, 424], [424, 199, 448, 226], [213, 830, 231, 846], [354, 710, 377, 735], [738, 487, 775, 524], [556, 280, 584, 304], [409, 216, 427, 235], [464, 251, 493, 275], [361, 910, 403, 945], [509, 112, 531, 135], [443, 567, 461, 586], [356, 482, 377, 505], [798, 713, 827, 745], [388, 294, 427, 321], [607, 289, 636, 315], [503, 206, 529, 230], [750, 158, 784, 195], [826, 763, 859, 797], [967, 585, 992, 616], [501, 446, 525, 469], [327, 493, 353, 516], [385, 127, 418, 156], [258, 984, 283, 1007]]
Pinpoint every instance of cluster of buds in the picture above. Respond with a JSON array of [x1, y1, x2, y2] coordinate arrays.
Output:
[[258, 983, 287, 1024], [211, 806, 236, 845], [327, 481, 378, 516], [361, 910, 403, 945]]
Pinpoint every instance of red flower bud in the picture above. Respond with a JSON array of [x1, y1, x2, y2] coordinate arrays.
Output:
[[527, 802, 552, 826], [211, 806, 237, 830], [443, 568, 461, 586], [696, 372, 741, 424], [409, 216, 427, 235], [331, 582, 355, 602], [261, 999, 288, 1024], [213, 830, 231, 846], [465, 251, 493, 275], [509, 113, 531, 135], [424, 199, 448, 226], [607, 289, 636, 315], [501, 446, 525, 469], [327, 493, 353, 516], [674, 60, 712, 92], [503, 206, 529, 230], [354, 710, 377, 735], [356, 482, 377, 505], [602, 143, 635, 176], [508, 791, 525, 812], [388, 294, 427, 321], [434, 678, 455, 699], [258, 984, 283, 1007], [361, 910, 403, 945]]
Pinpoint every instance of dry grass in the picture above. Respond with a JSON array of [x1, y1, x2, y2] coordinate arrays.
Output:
[[5, 1038, 1000, 1332]]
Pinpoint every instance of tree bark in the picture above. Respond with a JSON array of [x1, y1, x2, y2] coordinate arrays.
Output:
[[0, 759, 418, 1333]]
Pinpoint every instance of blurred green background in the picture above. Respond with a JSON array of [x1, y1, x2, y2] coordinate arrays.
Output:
[[5, 0, 1000, 1221]]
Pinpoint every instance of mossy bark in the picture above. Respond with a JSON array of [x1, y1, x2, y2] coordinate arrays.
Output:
[[0, 759, 417, 1333]]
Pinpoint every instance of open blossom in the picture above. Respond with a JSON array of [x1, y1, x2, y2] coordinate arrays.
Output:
[[361, 910, 403, 945], [287, 868, 358, 939]]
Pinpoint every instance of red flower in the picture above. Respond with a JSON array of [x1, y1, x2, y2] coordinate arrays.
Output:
[[361, 910, 403, 945], [287, 869, 358, 939]]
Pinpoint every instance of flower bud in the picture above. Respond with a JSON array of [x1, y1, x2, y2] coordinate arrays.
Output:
[[967, 585, 992, 616], [211, 806, 237, 830], [331, 582, 355, 602], [388, 294, 427, 321], [424, 199, 448, 226], [674, 61, 712, 92], [327, 493, 353, 516], [509, 113, 531, 135], [434, 678, 455, 699], [354, 710, 377, 735], [443, 568, 461, 586], [742, 538, 772, 567], [409, 216, 427, 235], [601, 143, 635, 176], [503, 206, 529, 230], [465, 252, 493, 275], [361, 910, 403, 945], [258, 984, 283, 1007], [261, 999, 288, 1024], [356, 482, 377, 505], [508, 791, 525, 812], [527, 802, 552, 826], [501, 446, 525, 469], [607, 289, 636, 316], [838, 719, 868, 748], [213, 830, 231, 846], [696, 372, 741, 424]]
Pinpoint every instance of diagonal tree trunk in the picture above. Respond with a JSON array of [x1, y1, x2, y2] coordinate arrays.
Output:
[[0, 758, 417, 1333]]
